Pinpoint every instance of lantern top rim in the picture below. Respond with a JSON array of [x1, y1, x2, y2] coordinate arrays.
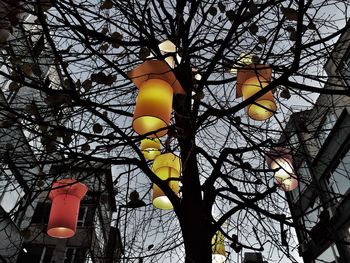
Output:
[[152, 152, 181, 173], [265, 147, 293, 168], [236, 64, 272, 98], [127, 60, 185, 94], [49, 179, 88, 200]]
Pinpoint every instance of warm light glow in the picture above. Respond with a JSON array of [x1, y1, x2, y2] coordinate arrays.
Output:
[[152, 153, 181, 210], [212, 231, 227, 263], [270, 158, 294, 178], [266, 149, 298, 192], [271, 158, 298, 191], [140, 138, 161, 160], [133, 79, 173, 137], [47, 179, 88, 238], [242, 76, 276, 121], [278, 176, 298, 191]]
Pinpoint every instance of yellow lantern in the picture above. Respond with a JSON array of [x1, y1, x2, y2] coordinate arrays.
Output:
[[140, 138, 161, 160], [212, 231, 227, 263], [151, 153, 181, 210], [266, 148, 298, 192], [237, 64, 276, 121], [133, 78, 173, 137], [128, 60, 185, 138]]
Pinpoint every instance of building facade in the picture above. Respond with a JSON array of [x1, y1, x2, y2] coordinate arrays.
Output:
[[16, 162, 120, 263], [0, 1, 57, 261], [0, 2, 122, 262], [280, 23, 350, 263]]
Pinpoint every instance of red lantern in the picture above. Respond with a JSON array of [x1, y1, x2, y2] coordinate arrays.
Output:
[[47, 179, 88, 238]]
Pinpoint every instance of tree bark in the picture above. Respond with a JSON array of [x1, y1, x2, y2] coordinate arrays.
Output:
[[174, 69, 213, 263]]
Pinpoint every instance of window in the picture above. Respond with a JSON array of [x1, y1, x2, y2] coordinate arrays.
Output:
[[94, 212, 105, 250], [303, 197, 322, 234], [339, 51, 350, 88], [64, 248, 77, 263], [0, 62, 11, 92], [0, 167, 24, 220], [327, 149, 350, 198], [77, 206, 88, 226], [317, 112, 337, 146], [286, 133, 300, 154], [315, 243, 340, 263], [21, 118, 44, 154], [84, 252, 93, 263], [31, 202, 50, 224], [64, 248, 86, 263], [17, 245, 54, 263], [290, 161, 312, 201]]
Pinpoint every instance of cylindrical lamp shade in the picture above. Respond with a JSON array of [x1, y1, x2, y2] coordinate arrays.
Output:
[[242, 76, 277, 121], [47, 179, 88, 238], [140, 138, 161, 160], [151, 153, 181, 210], [266, 149, 298, 192], [133, 79, 173, 138], [212, 231, 227, 263]]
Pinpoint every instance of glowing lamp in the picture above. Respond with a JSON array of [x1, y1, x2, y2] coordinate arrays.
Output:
[[151, 153, 181, 210], [266, 148, 298, 191], [212, 231, 227, 263], [140, 138, 161, 160], [133, 78, 173, 137], [47, 179, 88, 238], [237, 64, 276, 121], [128, 60, 185, 138]]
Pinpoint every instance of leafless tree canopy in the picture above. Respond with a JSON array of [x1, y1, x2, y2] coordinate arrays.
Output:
[[0, 0, 349, 262]]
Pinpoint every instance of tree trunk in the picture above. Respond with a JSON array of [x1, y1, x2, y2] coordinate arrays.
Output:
[[174, 88, 213, 263]]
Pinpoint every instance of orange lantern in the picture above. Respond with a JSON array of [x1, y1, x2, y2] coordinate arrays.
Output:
[[212, 231, 227, 263], [47, 179, 88, 238], [128, 60, 185, 138], [266, 148, 298, 191], [237, 64, 276, 121], [140, 138, 161, 160], [151, 153, 181, 210]]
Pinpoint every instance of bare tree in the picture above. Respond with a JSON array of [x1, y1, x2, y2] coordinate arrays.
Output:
[[0, 0, 349, 262]]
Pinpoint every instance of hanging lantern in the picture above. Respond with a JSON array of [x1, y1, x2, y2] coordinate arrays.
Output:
[[140, 138, 161, 160], [128, 60, 185, 138], [146, 40, 182, 68], [158, 40, 182, 68], [237, 64, 276, 121], [266, 148, 298, 191], [212, 231, 227, 263], [47, 179, 88, 238], [151, 153, 181, 210]]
